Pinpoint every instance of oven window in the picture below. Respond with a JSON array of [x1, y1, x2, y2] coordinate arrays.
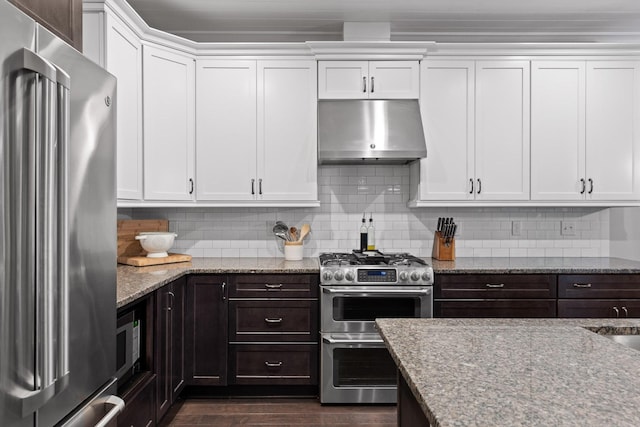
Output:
[[333, 296, 419, 321], [333, 348, 396, 386]]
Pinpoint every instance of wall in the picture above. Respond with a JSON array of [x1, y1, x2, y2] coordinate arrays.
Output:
[[119, 165, 610, 258], [610, 207, 640, 262]]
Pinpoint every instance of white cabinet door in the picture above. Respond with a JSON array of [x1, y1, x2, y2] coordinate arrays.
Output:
[[475, 61, 530, 201], [318, 61, 368, 99], [257, 61, 317, 201], [418, 60, 475, 201], [531, 61, 586, 201], [143, 45, 195, 201], [369, 61, 420, 99], [196, 60, 257, 201], [105, 15, 142, 200], [586, 61, 640, 201]]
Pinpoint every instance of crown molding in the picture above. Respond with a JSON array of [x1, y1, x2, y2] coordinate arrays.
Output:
[[306, 41, 435, 60]]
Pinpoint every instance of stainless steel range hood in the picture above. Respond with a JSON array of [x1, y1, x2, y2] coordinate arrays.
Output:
[[318, 100, 427, 164]]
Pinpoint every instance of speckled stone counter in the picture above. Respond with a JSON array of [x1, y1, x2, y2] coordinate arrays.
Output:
[[376, 318, 640, 427], [431, 257, 640, 274], [117, 257, 319, 308]]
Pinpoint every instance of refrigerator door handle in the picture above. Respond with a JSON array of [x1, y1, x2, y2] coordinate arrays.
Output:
[[18, 48, 57, 82], [54, 64, 71, 392]]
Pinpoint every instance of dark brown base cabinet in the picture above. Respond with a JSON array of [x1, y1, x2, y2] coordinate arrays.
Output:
[[434, 274, 557, 318], [156, 277, 186, 422], [397, 373, 430, 427], [185, 275, 228, 386], [227, 275, 319, 386], [558, 275, 640, 318], [118, 374, 156, 427]]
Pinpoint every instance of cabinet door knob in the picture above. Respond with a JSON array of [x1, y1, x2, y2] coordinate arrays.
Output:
[[265, 361, 283, 368], [613, 306, 620, 318], [362, 76, 367, 93]]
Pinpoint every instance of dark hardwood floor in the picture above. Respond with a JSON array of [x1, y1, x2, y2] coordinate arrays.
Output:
[[159, 398, 397, 426]]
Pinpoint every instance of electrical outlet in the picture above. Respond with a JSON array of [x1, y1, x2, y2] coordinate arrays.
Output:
[[511, 221, 522, 236], [561, 221, 576, 236]]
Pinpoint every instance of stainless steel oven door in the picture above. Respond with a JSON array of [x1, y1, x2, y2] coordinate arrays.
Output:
[[321, 286, 432, 334], [320, 333, 397, 404]]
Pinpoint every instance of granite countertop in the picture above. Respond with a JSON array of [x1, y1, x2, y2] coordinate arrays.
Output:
[[430, 257, 640, 274], [376, 318, 640, 427], [117, 257, 319, 308]]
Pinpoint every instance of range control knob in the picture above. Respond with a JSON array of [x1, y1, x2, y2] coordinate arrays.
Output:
[[322, 270, 333, 281], [334, 271, 345, 281], [410, 271, 421, 282], [345, 270, 356, 281], [399, 271, 409, 282], [422, 271, 433, 282]]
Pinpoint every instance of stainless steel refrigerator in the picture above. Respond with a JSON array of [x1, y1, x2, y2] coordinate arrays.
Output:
[[0, 1, 122, 426]]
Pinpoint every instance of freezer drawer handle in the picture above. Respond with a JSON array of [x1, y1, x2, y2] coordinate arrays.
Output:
[[94, 395, 125, 427]]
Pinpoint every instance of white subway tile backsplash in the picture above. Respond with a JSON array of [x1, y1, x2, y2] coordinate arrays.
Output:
[[120, 165, 610, 258]]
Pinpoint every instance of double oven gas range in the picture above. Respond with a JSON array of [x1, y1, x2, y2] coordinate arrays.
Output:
[[319, 251, 434, 404]]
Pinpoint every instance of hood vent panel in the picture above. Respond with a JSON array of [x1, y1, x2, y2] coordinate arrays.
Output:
[[318, 100, 427, 165]]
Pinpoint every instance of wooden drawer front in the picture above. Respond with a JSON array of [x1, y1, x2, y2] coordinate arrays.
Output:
[[229, 344, 318, 385], [118, 374, 155, 427], [436, 275, 557, 299], [229, 300, 318, 342], [558, 300, 640, 318], [558, 275, 640, 299], [434, 300, 557, 318], [230, 274, 319, 298]]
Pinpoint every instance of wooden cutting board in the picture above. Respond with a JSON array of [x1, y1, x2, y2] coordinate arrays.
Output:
[[117, 219, 192, 266]]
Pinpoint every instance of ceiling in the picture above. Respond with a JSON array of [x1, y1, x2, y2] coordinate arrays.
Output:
[[125, 0, 640, 43]]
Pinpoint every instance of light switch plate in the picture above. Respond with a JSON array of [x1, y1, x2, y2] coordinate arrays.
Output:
[[561, 221, 576, 236]]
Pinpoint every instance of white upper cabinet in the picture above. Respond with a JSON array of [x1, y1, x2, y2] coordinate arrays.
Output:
[[84, 13, 143, 200], [531, 61, 586, 201], [318, 60, 419, 99], [143, 45, 195, 201], [257, 61, 318, 201], [414, 60, 475, 201], [196, 59, 317, 203], [411, 59, 530, 203], [586, 61, 640, 201], [475, 60, 530, 201], [531, 60, 640, 202], [196, 60, 257, 201]]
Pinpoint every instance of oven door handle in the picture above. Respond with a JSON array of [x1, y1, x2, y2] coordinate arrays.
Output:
[[322, 336, 385, 344], [322, 288, 431, 296]]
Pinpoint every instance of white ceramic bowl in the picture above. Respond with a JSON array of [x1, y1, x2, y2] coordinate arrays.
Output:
[[135, 232, 177, 258]]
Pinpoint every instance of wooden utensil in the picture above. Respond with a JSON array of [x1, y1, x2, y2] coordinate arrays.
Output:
[[297, 223, 311, 242], [289, 226, 298, 241]]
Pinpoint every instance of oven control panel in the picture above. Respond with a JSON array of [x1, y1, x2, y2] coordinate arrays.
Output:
[[357, 268, 397, 283]]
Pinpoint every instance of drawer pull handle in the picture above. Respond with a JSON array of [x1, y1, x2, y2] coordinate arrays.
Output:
[[572, 283, 592, 288], [622, 306, 629, 317], [265, 361, 283, 368], [264, 317, 283, 324], [265, 283, 283, 290], [613, 306, 620, 318], [485, 283, 505, 288]]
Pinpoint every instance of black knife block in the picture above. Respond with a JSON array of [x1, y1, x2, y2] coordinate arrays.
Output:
[[432, 231, 455, 261]]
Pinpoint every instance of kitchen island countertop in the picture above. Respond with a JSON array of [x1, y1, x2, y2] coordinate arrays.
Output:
[[117, 257, 319, 308], [376, 318, 640, 427]]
